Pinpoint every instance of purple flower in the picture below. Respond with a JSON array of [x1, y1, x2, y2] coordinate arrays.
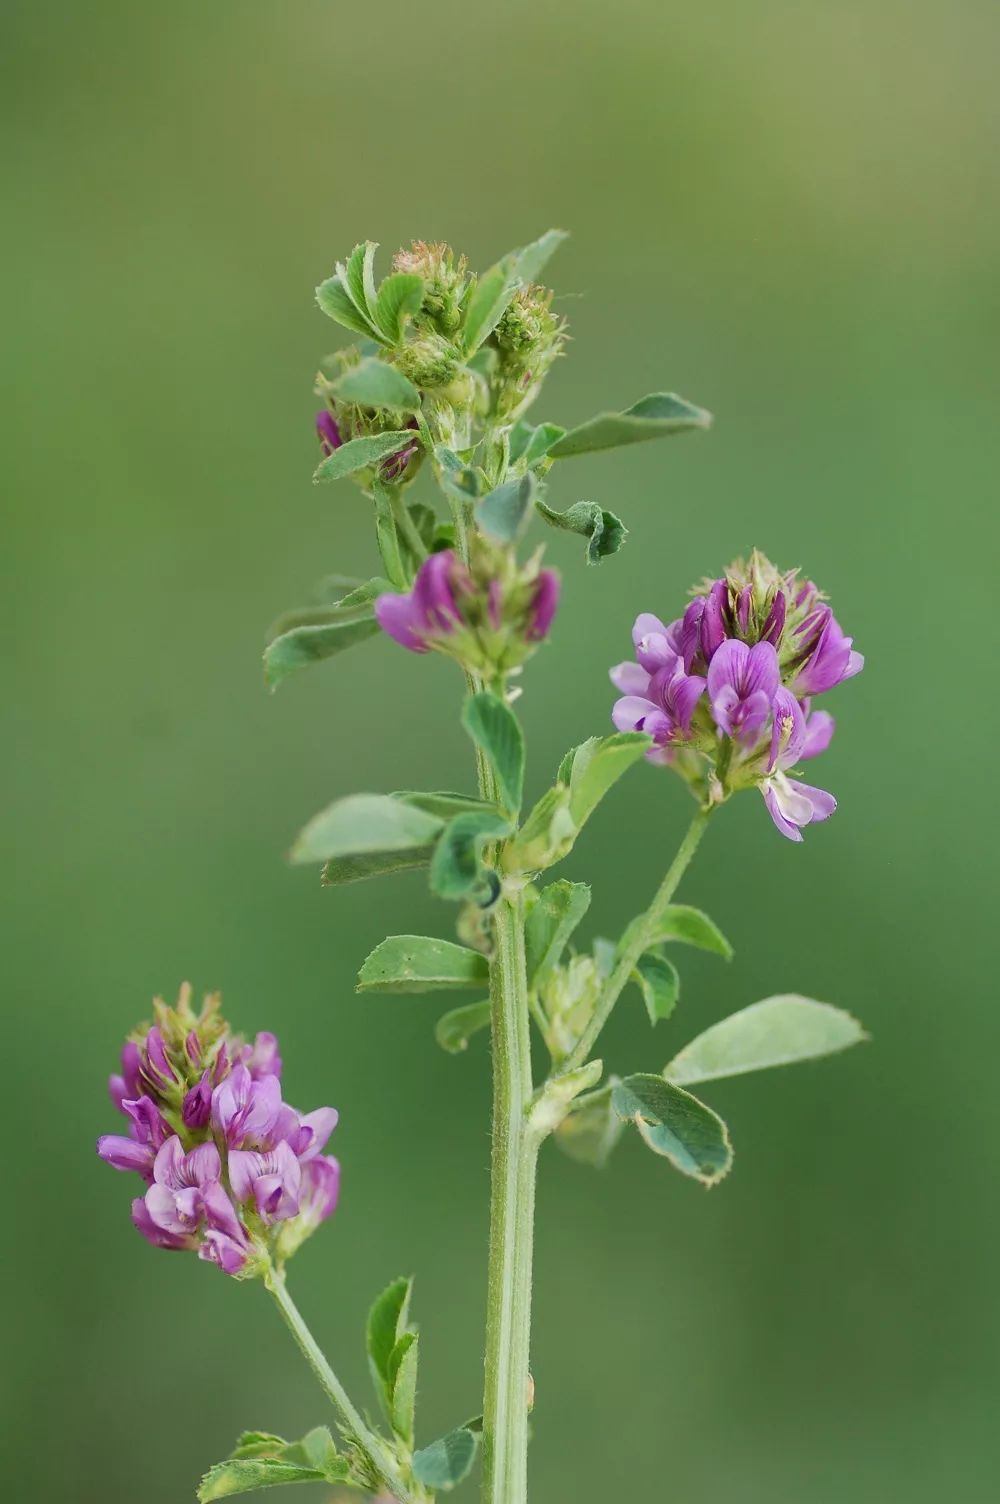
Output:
[[528, 570, 560, 641], [239, 1031, 283, 1081], [760, 689, 837, 841], [611, 643, 706, 761], [316, 410, 342, 455], [198, 1181, 252, 1275], [707, 639, 780, 744], [790, 610, 864, 695], [211, 1064, 282, 1149], [98, 1093, 172, 1177], [182, 1071, 213, 1130], [376, 550, 467, 653], [299, 1157, 341, 1228], [230, 1141, 302, 1222], [133, 1138, 223, 1248]]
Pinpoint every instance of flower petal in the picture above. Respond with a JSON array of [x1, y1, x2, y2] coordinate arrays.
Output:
[[609, 661, 650, 696]]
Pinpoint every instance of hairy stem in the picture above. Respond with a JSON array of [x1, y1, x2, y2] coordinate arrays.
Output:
[[562, 805, 715, 1073], [481, 885, 538, 1504], [266, 1268, 416, 1504]]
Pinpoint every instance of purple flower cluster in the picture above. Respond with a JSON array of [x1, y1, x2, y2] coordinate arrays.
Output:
[[610, 552, 863, 841], [98, 987, 339, 1276], [376, 545, 560, 678]]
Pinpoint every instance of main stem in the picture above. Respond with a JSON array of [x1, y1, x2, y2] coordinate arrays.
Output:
[[563, 805, 715, 1074], [266, 1268, 416, 1504], [481, 884, 538, 1504]]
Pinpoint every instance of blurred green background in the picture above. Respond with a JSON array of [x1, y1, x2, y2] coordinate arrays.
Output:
[[4, 0, 998, 1498]]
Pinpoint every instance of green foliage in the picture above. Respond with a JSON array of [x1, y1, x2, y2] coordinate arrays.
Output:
[[509, 420, 567, 467], [665, 996, 866, 1086], [505, 734, 650, 875], [366, 1276, 413, 1412], [528, 1059, 603, 1137], [373, 271, 424, 343], [555, 1086, 624, 1169], [197, 1428, 349, 1500], [372, 477, 407, 588], [476, 473, 536, 543], [566, 732, 650, 827], [612, 1073, 732, 1185], [647, 904, 734, 960], [315, 274, 379, 340], [633, 950, 681, 1024], [313, 430, 417, 484], [462, 228, 568, 353], [412, 1424, 481, 1490], [388, 1330, 420, 1444], [357, 935, 490, 993], [535, 497, 628, 563], [429, 809, 510, 901], [513, 227, 569, 285], [434, 999, 491, 1054], [342, 242, 379, 331], [524, 880, 591, 986], [547, 391, 712, 458], [462, 692, 525, 814], [331, 357, 420, 410], [290, 794, 443, 866], [392, 790, 502, 820], [264, 607, 380, 690]]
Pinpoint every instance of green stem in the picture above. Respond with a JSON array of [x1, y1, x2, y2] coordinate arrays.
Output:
[[481, 886, 538, 1504], [562, 805, 715, 1074], [266, 1268, 416, 1504]]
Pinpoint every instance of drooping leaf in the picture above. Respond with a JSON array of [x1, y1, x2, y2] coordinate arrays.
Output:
[[434, 999, 492, 1054], [536, 497, 627, 563], [665, 996, 866, 1087], [566, 732, 651, 826], [264, 609, 380, 690], [388, 1331, 419, 1444], [462, 692, 525, 813], [633, 951, 681, 1024], [646, 905, 734, 960], [524, 880, 591, 986], [315, 275, 380, 340], [374, 271, 425, 343], [612, 1073, 732, 1185], [476, 472, 536, 544], [412, 1426, 481, 1490], [555, 1086, 625, 1169], [547, 391, 712, 459], [429, 810, 511, 901], [357, 935, 490, 993], [291, 794, 443, 866], [313, 429, 417, 483], [367, 1276, 413, 1407], [332, 357, 420, 410]]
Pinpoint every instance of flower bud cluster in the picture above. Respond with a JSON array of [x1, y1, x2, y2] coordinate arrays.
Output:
[[97, 985, 339, 1276], [491, 284, 568, 422], [315, 348, 421, 484], [610, 550, 864, 841], [375, 538, 560, 680]]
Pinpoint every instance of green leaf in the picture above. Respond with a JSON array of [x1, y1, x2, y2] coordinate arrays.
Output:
[[388, 1331, 419, 1444], [412, 1426, 481, 1490], [536, 497, 627, 564], [463, 260, 518, 354], [321, 845, 435, 886], [198, 1459, 328, 1499], [357, 935, 490, 993], [264, 609, 380, 690], [429, 810, 511, 901], [612, 1073, 732, 1185], [392, 790, 502, 821], [341, 242, 378, 325], [524, 880, 591, 986], [633, 951, 681, 1024], [476, 472, 536, 544], [647, 904, 733, 960], [332, 357, 420, 410], [291, 794, 443, 866], [462, 692, 525, 813], [555, 1087, 625, 1169], [372, 477, 406, 588], [367, 1276, 413, 1405], [513, 227, 569, 285], [197, 1429, 348, 1501], [374, 271, 425, 343], [435, 999, 492, 1054], [313, 429, 417, 484], [315, 274, 380, 340], [665, 996, 867, 1087], [528, 1058, 604, 1137], [502, 783, 576, 875], [567, 732, 651, 826], [547, 392, 712, 459]]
